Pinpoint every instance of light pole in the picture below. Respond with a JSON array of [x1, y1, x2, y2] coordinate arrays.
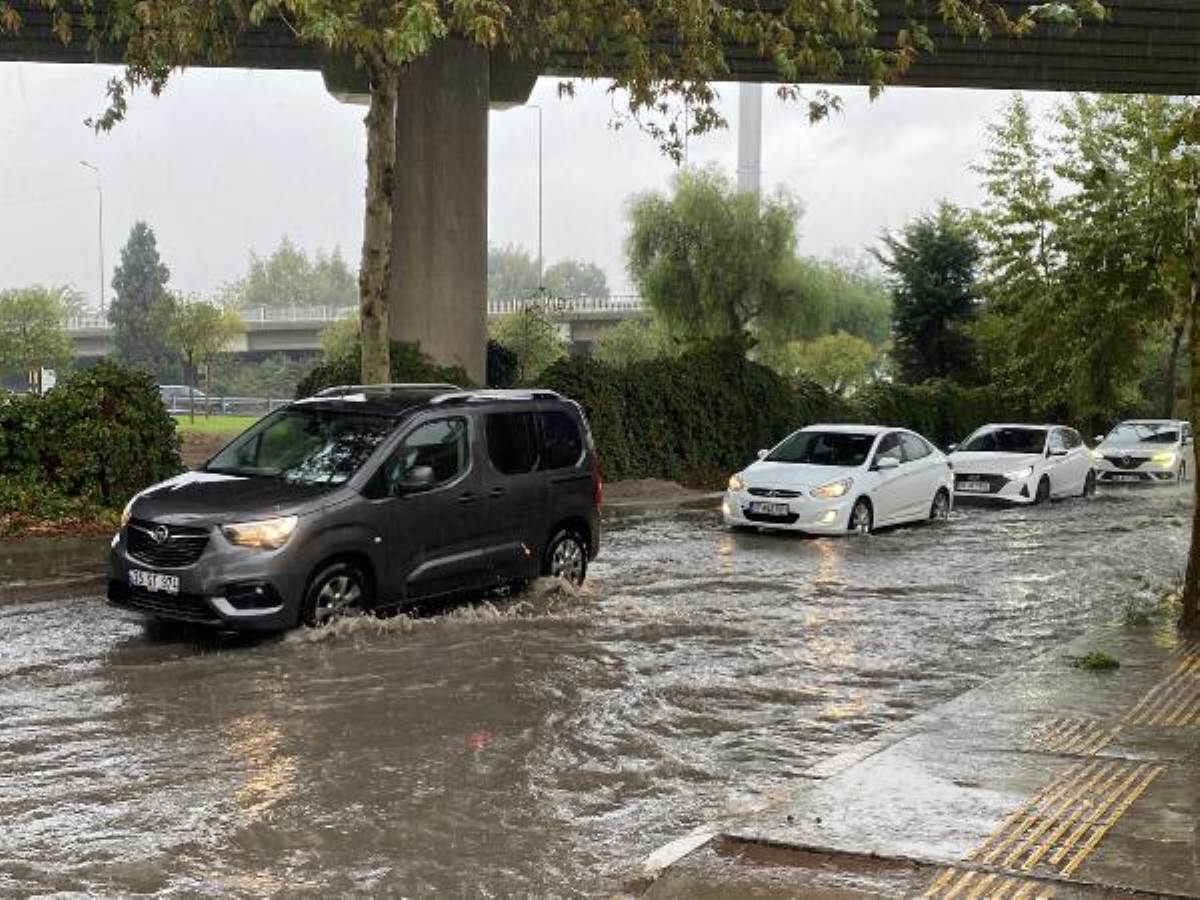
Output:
[[522, 104, 543, 292], [79, 160, 105, 314]]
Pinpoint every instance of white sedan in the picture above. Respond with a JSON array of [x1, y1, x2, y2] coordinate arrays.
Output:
[[949, 424, 1094, 504], [1092, 419, 1193, 485], [722, 424, 954, 535]]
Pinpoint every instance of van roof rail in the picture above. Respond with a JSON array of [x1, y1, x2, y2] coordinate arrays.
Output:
[[315, 383, 461, 397], [430, 389, 563, 404]]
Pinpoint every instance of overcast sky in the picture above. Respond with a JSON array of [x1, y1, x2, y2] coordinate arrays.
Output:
[[0, 62, 1064, 308]]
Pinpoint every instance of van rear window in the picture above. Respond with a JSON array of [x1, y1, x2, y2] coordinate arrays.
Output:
[[539, 411, 583, 469]]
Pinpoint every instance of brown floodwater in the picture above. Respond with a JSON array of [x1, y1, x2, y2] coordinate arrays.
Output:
[[0, 486, 1191, 895]]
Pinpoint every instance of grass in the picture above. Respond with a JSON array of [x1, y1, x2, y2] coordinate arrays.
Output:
[[1071, 651, 1121, 672], [173, 414, 259, 436]]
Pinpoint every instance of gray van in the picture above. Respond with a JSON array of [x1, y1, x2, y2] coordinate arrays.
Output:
[[108, 385, 602, 631]]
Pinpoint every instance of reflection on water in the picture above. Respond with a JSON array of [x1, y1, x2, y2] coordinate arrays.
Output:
[[0, 486, 1191, 894]]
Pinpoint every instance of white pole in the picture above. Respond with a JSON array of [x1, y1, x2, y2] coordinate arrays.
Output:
[[80, 161, 105, 312], [737, 83, 763, 196]]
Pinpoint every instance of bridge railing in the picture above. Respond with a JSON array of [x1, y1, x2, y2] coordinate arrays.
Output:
[[65, 296, 646, 331]]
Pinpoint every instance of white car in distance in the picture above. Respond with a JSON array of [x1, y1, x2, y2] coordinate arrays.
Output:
[[1092, 419, 1193, 485], [722, 424, 954, 536], [949, 424, 1094, 504]]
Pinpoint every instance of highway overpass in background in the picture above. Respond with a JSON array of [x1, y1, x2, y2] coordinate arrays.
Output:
[[6, 1, 1200, 381], [64, 297, 648, 360]]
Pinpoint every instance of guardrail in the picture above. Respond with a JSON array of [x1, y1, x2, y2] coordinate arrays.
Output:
[[166, 396, 287, 417], [65, 296, 646, 331]]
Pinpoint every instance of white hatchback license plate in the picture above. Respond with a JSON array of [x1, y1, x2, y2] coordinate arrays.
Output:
[[957, 481, 991, 493], [748, 501, 790, 516], [1112, 474, 1142, 483], [130, 569, 180, 594]]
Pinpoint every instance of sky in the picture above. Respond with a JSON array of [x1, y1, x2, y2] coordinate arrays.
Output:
[[0, 62, 1065, 308]]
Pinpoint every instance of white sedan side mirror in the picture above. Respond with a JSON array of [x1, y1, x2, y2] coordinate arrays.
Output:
[[756, 449, 769, 459], [875, 457, 901, 471]]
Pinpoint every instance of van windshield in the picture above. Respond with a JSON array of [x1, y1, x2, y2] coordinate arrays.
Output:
[[961, 428, 1046, 454], [207, 408, 395, 485], [766, 431, 875, 467]]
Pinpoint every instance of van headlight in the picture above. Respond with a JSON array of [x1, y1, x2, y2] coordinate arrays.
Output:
[[1005, 466, 1034, 481], [221, 516, 298, 550], [728, 473, 746, 492], [812, 478, 852, 499], [1152, 452, 1177, 467]]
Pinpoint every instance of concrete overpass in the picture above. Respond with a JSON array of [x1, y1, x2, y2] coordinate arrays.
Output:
[[7, 1, 1200, 380], [64, 297, 648, 359]]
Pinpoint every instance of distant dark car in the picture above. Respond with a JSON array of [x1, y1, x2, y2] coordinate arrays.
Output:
[[109, 384, 602, 631]]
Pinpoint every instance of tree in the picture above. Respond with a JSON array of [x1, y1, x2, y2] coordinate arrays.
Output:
[[628, 167, 823, 343], [0, 286, 73, 392], [876, 204, 981, 385], [489, 304, 567, 383], [488, 244, 541, 302], [157, 296, 244, 420], [109, 222, 181, 381], [543, 260, 610, 299], [592, 316, 677, 367], [320, 317, 361, 362], [765, 331, 877, 397], [0, 0, 1104, 385], [224, 238, 358, 310]]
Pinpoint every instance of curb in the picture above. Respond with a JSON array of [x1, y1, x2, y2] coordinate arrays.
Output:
[[0, 573, 107, 608]]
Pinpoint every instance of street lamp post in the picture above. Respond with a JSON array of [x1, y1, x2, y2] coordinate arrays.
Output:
[[523, 104, 543, 293], [79, 161, 105, 314]]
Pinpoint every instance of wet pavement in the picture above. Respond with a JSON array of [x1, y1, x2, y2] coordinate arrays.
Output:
[[0, 486, 1193, 895]]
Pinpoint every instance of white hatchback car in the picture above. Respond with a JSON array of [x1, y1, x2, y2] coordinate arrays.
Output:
[[722, 424, 954, 535], [949, 424, 1094, 504], [1092, 419, 1193, 485]]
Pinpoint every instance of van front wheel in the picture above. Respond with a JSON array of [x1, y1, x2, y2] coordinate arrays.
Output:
[[301, 561, 368, 627], [544, 529, 588, 587]]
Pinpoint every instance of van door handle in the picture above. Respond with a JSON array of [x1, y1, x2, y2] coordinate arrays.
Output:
[[489, 487, 506, 499], [457, 492, 478, 504]]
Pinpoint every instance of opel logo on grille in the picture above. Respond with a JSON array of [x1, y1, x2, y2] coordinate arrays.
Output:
[[152, 525, 170, 545]]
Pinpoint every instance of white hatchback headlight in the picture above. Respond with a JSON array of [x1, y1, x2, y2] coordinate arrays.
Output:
[[812, 478, 852, 499], [728, 473, 746, 492], [221, 516, 298, 550], [1005, 466, 1034, 481]]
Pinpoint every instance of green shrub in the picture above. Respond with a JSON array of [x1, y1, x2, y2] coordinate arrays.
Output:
[[295, 341, 472, 398], [1071, 651, 1120, 671], [541, 338, 845, 484], [0, 361, 183, 508]]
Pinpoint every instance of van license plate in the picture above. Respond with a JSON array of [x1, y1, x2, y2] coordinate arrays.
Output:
[[130, 570, 179, 594], [748, 501, 789, 516]]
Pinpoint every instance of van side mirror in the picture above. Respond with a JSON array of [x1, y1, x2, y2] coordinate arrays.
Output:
[[874, 456, 900, 471], [756, 449, 769, 460], [396, 465, 436, 494]]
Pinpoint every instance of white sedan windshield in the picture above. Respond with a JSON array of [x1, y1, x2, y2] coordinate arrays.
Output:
[[767, 432, 875, 467]]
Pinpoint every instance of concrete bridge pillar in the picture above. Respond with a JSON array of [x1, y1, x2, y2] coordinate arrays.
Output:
[[389, 38, 490, 384]]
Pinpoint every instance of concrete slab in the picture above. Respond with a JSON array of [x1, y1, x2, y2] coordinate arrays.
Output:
[[644, 627, 1200, 898], [0, 535, 108, 606]]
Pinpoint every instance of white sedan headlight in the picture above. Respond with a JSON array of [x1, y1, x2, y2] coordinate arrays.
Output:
[[1005, 466, 1034, 481], [812, 478, 852, 499], [1152, 452, 1177, 467], [728, 473, 746, 492], [221, 516, 298, 550]]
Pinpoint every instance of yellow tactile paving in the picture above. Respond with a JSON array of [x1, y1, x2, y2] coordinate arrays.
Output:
[[923, 867, 1055, 899], [925, 642, 1187, 897]]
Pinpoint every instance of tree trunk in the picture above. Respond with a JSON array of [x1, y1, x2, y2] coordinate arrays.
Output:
[[1180, 180, 1200, 631], [203, 361, 211, 420], [1164, 316, 1186, 419], [358, 61, 396, 385], [188, 358, 196, 424]]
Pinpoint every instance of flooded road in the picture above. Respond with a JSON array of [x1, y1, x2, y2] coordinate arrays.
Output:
[[0, 487, 1192, 896]]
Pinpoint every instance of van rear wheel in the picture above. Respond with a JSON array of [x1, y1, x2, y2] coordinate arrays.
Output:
[[543, 529, 588, 586]]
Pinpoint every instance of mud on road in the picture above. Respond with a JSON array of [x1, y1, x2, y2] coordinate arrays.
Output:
[[0, 486, 1190, 895]]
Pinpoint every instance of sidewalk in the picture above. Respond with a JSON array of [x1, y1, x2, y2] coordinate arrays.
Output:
[[0, 535, 109, 606], [640, 626, 1200, 898]]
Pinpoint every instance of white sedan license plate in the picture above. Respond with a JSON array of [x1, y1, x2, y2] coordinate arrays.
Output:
[[957, 481, 991, 493], [1112, 474, 1141, 483], [130, 569, 180, 595], [748, 501, 790, 516]]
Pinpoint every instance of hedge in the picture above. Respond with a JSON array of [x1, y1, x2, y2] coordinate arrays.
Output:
[[295, 340, 517, 398], [0, 361, 182, 509]]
